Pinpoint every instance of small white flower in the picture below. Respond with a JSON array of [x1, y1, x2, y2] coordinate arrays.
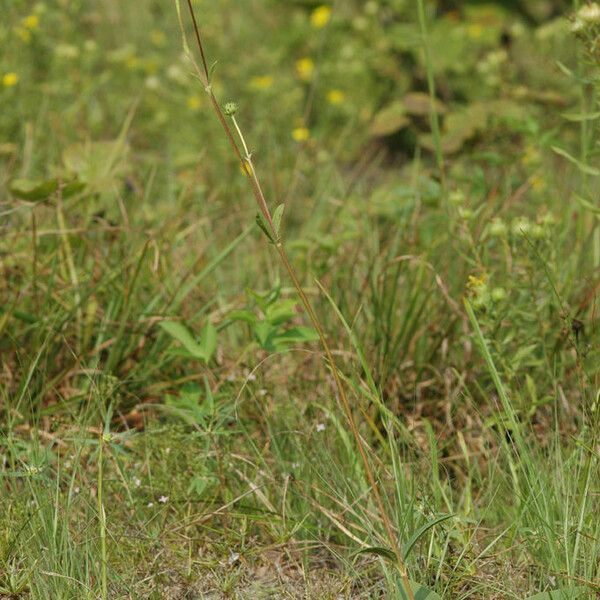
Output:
[[228, 552, 240, 565], [133, 477, 141, 487], [316, 423, 326, 432], [291, 462, 300, 470], [73, 486, 80, 494], [258, 388, 268, 396], [247, 372, 256, 382], [147, 502, 154, 508], [158, 495, 169, 504]]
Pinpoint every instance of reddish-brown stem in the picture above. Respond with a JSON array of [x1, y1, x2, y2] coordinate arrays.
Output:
[[180, 4, 414, 598]]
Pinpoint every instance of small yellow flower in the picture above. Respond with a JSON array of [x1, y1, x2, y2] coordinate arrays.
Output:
[[326, 89, 345, 105], [311, 5, 332, 28], [23, 14, 39, 29], [2, 72, 19, 87], [295, 57, 314, 81], [150, 30, 166, 47], [249, 75, 274, 90], [187, 95, 202, 111], [467, 273, 487, 290], [292, 127, 310, 142]]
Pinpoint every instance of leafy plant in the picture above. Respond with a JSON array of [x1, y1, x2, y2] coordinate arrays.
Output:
[[158, 319, 217, 364], [229, 284, 319, 352]]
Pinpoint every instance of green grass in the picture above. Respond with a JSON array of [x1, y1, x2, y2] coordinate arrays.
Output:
[[1, 1, 599, 598]]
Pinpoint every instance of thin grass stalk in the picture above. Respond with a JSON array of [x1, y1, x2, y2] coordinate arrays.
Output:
[[416, 0, 444, 180], [177, 2, 415, 597], [98, 431, 108, 600]]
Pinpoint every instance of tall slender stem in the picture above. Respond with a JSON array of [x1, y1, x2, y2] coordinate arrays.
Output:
[[178, 3, 415, 598], [98, 432, 108, 600]]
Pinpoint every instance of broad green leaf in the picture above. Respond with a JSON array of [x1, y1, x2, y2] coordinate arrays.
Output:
[[370, 101, 410, 137], [525, 587, 587, 600], [265, 299, 298, 326], [198, 321, 217, 363], [402, 92, 446, 116], [254, 320, 275, 349], [272, 203, 285, 238], [158, 320, 203, 359], [273, 326, 319, 346], [228, 309, 257, 324], [561, 111, 600, 122], [9, 178, 58, 200], [552, 146, 600, 177]]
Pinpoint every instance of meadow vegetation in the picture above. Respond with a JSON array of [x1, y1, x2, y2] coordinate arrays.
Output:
[[1, 1, 599, 598]]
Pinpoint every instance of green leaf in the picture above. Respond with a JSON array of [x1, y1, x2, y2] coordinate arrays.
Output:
[[402, 514, 455, 560], [228, 309, 257, 324], [265, 299, 298, 326], [552, 146, 600, 177], [256, 212, 275, 243], [402, 92, 446, 116], [9, 178, 58, 200], [62, 179, 86, 198], [370, 101, 410, 137], [158, 320, 203, 359], [348, 561, 442, 600], [400, 581, 442, 600], [272, 203, 285, 238], [254, 320, 276, 349], [198, 321, 217, 363], [525, 587, 587, 600], [273, 326, 319, 345]]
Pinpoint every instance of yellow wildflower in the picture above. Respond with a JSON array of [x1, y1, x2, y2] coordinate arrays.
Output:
[[311, 5, 332, 28], [295, 57, 314, 81], [23, 14, 39, 29], [2, 72, 19, 87], [292, 127, 310, 142], [249, 75, 274, 90], [187, 95, 202, 111], [326, 89, 345, 105], [467, 273, 487, 290]]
